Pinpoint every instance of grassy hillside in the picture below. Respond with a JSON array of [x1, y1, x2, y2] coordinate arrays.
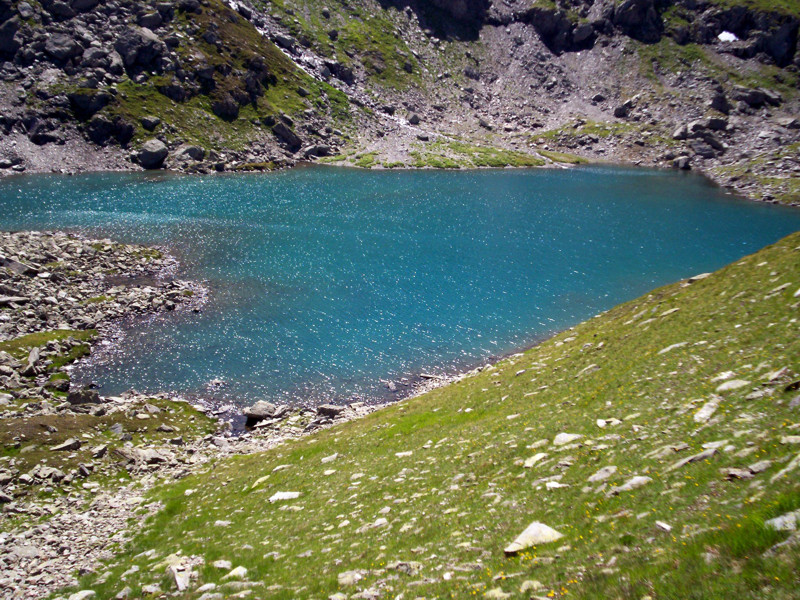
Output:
[[65, 231, 800, 599]]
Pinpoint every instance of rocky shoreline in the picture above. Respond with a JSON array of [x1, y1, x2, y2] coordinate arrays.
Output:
[[0, 230, 387, 599]]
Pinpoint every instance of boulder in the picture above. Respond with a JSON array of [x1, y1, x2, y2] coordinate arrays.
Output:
[[613, 0, 661, 43], [48, 1, 75, 19], [211, 94, 239, 120], [114, 27, 165, 68], [44, 34, 82, 62], [173, 144, 205, 161], [68, 89, 112, 118], [429, 0, 489, 22], [141, 115, 161, 131], [68, 388, 101, 405], [71, 0, 100, 11], [271, 122, 302, 152], [51, 438, 81, 451], [317, 404, 346, 417], [732, 86, 766, 108], [137, 139, 168, 169], [0, 256, 38, 276], [301, 144, 331, 158], [673, 156, 691, 170], [244, 400, 277, 420], [139, 11, 163, 29], [0, 18, 21, 56], [80, 47, 109, 69]]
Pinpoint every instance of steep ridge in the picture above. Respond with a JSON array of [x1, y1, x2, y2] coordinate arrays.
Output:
[[0, 0, 798, 202], [57, 231, 800, 599]]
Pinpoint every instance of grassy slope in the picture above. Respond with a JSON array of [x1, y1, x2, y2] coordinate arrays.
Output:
[[706, 0, 800, 16], [251, 0, 422, 91], [65, 232, 800, 599], [73, 0, 353, 151]]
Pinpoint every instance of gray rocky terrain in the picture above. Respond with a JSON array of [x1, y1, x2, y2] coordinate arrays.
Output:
[[0, 0, 797, 202]]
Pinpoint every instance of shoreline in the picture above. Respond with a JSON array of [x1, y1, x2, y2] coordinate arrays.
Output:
[[2, 153, 798, 209], [0, 230, 395, 597]]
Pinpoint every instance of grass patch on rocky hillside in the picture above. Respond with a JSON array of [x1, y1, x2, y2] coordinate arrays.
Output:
[[94, 0, 352, 150], [63, 232, 800, 599], [250, 0, 420, 90], [706, 0, 800, 15], [0, 397, 218, 527], [636, 38, 799, 96], [0, 330, 95, 362], [404, 141, 546, 169], [538, 150, 589, 164]]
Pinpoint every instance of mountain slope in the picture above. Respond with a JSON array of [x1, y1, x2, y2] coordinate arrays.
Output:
[[63, 232, 800, 599], [0, 0, 798, 202]]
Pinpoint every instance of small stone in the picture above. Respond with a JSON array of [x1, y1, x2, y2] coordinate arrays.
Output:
[[520, 580, 544, 594], [338, 570, 363, 586], [655, 521, 672, 532], [141, 584, 161, 595], [318, 404, 346, 417], [765, 511, 799, 531], [524, 453, 548, 468], [694, 395, 721, 423], [588, 465, 617, 483], [504, 522, 564, 554], [723, 468, 754, 480], [553, 433, 583, 446], [715, 379, 750, 393], [269, 491, 301, 502], [69, 592, 96, 600], [608, 475, 652, 495], [213, 560, 232, 570], [222, 566, 248, 580], [52, 438, 81, 452], [484, 588, 510, 599], [748, 460, 772, 473]]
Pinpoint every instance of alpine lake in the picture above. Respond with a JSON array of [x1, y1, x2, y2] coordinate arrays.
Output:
[[1, 165, 799, 407]]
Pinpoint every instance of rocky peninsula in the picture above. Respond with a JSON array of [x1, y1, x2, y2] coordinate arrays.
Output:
[[0, 230, 379, 597]]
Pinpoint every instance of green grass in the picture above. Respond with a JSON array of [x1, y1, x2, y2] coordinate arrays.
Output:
[[64, 232, 800, 599], [249, 0, 420, 90], [636, 38, 798, 95], [353, 152, 380, 168], [0, 397, 218, 521], [705, 0, 800, 16], [56, 0, 355, 152], [405, 141, 546, 169], [0, 330, 95, 362], [81, 296, 110, 305], [538, 150, 589, 164]]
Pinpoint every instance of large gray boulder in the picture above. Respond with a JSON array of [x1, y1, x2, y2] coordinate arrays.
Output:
[[137, 139, 168, 169], [114, 27, 165, 68], [67, 388, 101, 405], [613, 0, 661, 43], [44, 33, 82, 61], [243, 400, 278, 426], [272, 122, 302, 152], [173, 144, 205, 161]]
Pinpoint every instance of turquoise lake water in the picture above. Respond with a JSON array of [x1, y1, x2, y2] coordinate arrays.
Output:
[[1, 165, 799, 406]]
